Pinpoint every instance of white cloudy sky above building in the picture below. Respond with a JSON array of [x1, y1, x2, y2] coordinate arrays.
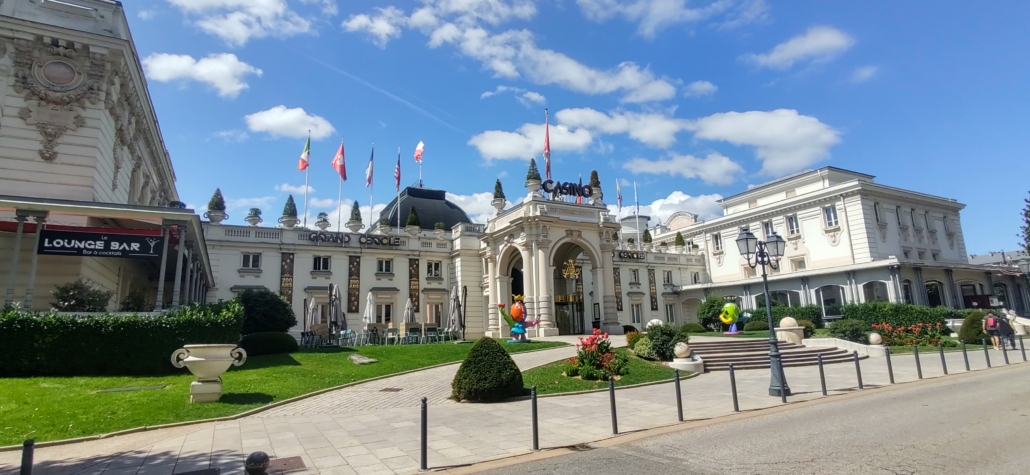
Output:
[[131, 0, 1028, 251]]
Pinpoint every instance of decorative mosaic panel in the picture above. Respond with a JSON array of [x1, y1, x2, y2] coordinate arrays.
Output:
[[348, 256, 360, 313], [613, 266, 623, 311], [279, 253, 294, 304], [648, 268, 658, 311], [409, 258, 420, 311]]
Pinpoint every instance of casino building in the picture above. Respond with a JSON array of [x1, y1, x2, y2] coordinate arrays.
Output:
[[1, 0, 1026, 339]]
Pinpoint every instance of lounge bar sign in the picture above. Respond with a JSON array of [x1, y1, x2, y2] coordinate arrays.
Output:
[[37, 229, 164, 258]]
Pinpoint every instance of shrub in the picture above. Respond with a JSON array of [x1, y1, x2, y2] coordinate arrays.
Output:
[[643, 322, 685, 361], [957, 311, 988, 344], [239, 289, 297, 335], [407, 207, 421, 227], [240, 331, 299, 356], [316, 212, 329, 222], [873, 321, 950, 347], [0, 301, 243, 376], [840, 302, 952, 328], [248, 207, 261, 217], [680, 323, 706, 333], [451, 338, 524, 402], [698, 296, 727, 331], [674, 232, 685, 247], [622, 324, 638, 334], [526, 158, 542, 181], [797, 319, 815, 339], [434, 222, 446, 230], [829, 319, 871, 344], [589, 170, 601, 188], [625, 331, 643, 350], [52, 279, 114, 312], [752, 304, 824, 329], [633, 337, 657, 360], [119, 288, 153, 312], [283, 195, 298, 217], [379, 218, 391, 226], [743, 321, 769, 331], [642, 229, 653, 243], [494, 179, 505, 200], [208, 188, 226, 211], [350, 201, 362, 221]]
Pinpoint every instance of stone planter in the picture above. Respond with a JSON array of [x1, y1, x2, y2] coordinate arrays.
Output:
[[171, 344, 247, 403], [279, 215, 299, 230], [346, 220, 363, 233], [643, 243, 653, 252], [405, 225, 420, 237], [377, 224, 391, 235], [674, 245, 684, 254], [491, 197, 506, 214], [590, 185, 602, 205], [204, 210, 227, 225], [434, 229, 446, 239], [315, 219, 331, 231], [245, 215, 262, 227], [525, 179, 542, 194]]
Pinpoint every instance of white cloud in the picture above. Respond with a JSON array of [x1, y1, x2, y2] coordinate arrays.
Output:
[[518, 91, 546, 105], [446, 192, 496, 223], [683, 80, 717, 97], [625, 153, 743, 185], [852, 65, 878, 83], [309, 198, 337, 208], [142, 53, 262, 98], [215, 130, 249, 141], [481, 85, 513, 99], [300, 0, 337, 16], [743, 25, 854, 69], [556, 108, 690, 148], [575, 0, 737, 38], [139, 9, 159, 20], [167, 0, 313, 46], [275, 183, 315, 194], [688, 109, 840, 176], [245, 106, 335, 140], [226, 196, 275, 211], [342, 6, 407, 47], [468, 122, 594, 161], [609, 191, 724, 224], [480, 86, 546, 106], [719, 0, 770, 30], [594, 140, 615, 154]]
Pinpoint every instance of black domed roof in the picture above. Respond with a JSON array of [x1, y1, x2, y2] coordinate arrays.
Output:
[[376, 186, 473, 230]]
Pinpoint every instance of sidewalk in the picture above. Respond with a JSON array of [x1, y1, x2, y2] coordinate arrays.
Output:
[[1, 341, 1024, 475]]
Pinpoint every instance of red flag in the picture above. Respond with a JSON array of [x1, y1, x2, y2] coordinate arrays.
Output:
[[576, 174, 583, 204], [543, 109, 551, 180], [394, 151, 401, 192], [332, 140, 346, 180], [414, 141, 424, 163]]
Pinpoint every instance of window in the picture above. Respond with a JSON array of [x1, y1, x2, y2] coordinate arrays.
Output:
[[931, 252, 939, 262], [665, 304, 675, 323], [823, 206, 839, 227], [743, 267, 753, 279], [896, 206, 903, 226], [713, 233, 723, 251], [786, 215, 800, 236], [910, 209, 919, 229], [377, 259, 393, 273], [924, 211, 932, 231], [692, 272, 700, 284], [943, 215, 950, 233], [631, 304, 642, 324], [313, 256, 330, 271], [376, 303, 393, 324], [427, 261, 442, 278], [791, 258, 807, 272], [631, 269, 640, 283], [902, 280, 913, 304], [663, 270, 673, 284], [903, 250, 911, 260], [918, 251, 926, 261], [242, 253, 261, 269], [428, 303, 442, 324], [763, 221, 774, 238], [873, 202, 881, 223], [926, 281, 945, 307]]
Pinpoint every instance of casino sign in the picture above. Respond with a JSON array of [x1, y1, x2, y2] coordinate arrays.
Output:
[[542, 179, 593, 198]]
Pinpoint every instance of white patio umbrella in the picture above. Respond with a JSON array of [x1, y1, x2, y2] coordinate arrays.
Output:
[[449, 286, 463, 337], [403, 298, 416, 324], [331, 283, 346, 331], [305, 297, 318, 331], [362, 291, 375, 327]]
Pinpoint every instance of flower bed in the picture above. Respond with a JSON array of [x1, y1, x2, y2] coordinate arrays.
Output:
[[872, 322, 954, 347], [564, 328, 628, 380]]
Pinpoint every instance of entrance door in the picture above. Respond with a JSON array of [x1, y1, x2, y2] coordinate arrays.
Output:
[[556, 303, 584, 335]]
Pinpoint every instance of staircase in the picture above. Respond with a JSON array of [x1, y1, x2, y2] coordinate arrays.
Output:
[[690, 339, 862, 371]]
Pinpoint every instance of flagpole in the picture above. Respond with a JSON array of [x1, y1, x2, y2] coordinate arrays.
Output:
[[336, 139, 344, 230], [633, 181, 640, 249], [369, 142, 374, 234], [396, 146, 401, 235], [302, 131, 310, 228]]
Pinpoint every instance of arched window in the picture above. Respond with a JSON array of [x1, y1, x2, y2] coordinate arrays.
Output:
[[862, 281, 890, 302], [902, 279, 913, 304], [755, 290, 802, 309], [994, 282, 1009, 309], [925, 280, 945, 307], [815, 285, 846, 318]]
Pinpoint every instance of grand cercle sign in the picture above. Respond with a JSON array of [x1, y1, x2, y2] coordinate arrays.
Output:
[[542, 179, 594, 198], [307, 232, 402, 247]]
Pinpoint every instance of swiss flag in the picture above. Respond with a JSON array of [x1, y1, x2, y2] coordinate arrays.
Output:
[[331, 140, 346, 180]]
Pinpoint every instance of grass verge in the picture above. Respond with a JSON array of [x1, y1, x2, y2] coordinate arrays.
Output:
[[0, 339, 564, 446], [522, 354, 679, 395]]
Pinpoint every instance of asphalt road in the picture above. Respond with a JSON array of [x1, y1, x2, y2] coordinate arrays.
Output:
[[478, 363, 1030, 475]]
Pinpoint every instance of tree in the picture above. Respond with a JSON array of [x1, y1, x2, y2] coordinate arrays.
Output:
[[239, 289, 297, 335], [350, 201, 362, 222], [589, 170, 601, 187], [51, 279, 114, 312], [674, 231, 685, 246], [697, 295, 727, 331], [643, 229, 653, 243], [1021, 190, 1030, 255], [494, 179, 506, 200], [407, 206, 421, 226], [282, 195, 298, 217], [526, 158, 542, 181], [247, 208, 262, 217], [207, 189, 226, 212]]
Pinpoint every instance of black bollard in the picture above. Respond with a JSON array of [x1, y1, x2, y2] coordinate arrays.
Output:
[[244, 451, 269, 475], [729, 364, 740, 413], [608, 376, 619, 435], [938, 342, 948, 375], [420, 397, 428, 471], [1021, 336, 1027, 362], [674, 370, 684, 422], [777, 361, 788, 404], [914, 346, 923, 379], [817, 354, 827, 396], [983, 339, 992, 368], [531, 386, 539, 451], [20, 440, 33, 475], [1003, 343, 1010, 365], [885, 348, 895, 384], [853, 351, 864, 390], [962, 342, 970, 372]]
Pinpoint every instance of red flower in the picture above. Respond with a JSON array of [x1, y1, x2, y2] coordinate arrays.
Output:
[[498, 303, 506, 308]]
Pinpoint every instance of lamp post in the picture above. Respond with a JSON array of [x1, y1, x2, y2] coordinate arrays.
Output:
[[735, 229, 791, 397]]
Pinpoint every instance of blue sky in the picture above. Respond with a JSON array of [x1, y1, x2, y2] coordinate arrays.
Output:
[[127, 1, 1029, 254]]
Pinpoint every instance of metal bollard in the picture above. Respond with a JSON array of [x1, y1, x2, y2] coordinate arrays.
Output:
[[531, 386, 539, 451], [20, 440, 33, 475], [729, 364, 740, 413], [420, 397, 428, 471], [608, 376, 619, 435], [1003, 343, 1010, 365], [853, 351, 864, 389], [674, 370, 684, 422], [983, 339, 992, 368], [777, 362, 788, 404], [914, 346, 923, 380], [1021, 336, 1027, 362], [962, 343, 970, 371], [817, 354, 827, 396], [885, 347, 895, 384], [938, 343, 948, 375]]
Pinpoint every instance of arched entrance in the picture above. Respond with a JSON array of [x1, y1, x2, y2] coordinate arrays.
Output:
[[551, 241, 597, 335]]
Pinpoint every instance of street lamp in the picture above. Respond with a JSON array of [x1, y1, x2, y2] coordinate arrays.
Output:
[[736, 229, 791, 397]]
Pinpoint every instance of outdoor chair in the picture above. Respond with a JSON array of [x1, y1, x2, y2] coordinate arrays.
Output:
[[405, 328, 422, 344], [357, 328, 377, 346], [384, 328, 401, 345], [338, 329, 356, 347], [422, 328, 440, 344]]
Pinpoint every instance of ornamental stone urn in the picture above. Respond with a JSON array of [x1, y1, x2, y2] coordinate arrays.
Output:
[[525, 179, 542, 194], [643, 243, 653, 252], [590, 186, 603, 206], [315, 219, 331, 231], [204, 210, 227, 225], [775, 317, 804, 345], [674, 245, 685, 254], [491, 197, 506, 215], [405, 225, 420, 237], [279, 215, 299, 230], [346, 220, 363, 233], [377, 223, 391, 235], [434, 228, 446, 239], [171, 344, 247, 403]]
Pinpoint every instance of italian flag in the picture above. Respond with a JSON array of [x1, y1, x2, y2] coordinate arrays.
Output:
[[297, 135, 310, 171]]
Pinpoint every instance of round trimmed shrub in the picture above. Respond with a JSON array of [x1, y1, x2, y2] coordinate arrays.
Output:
[[743, 321, 769, 331], [680, 323, 707, 333], [958, 311, 988, 344], [239, 289, 298, 335], [797, 319, 816, 339], [625, 331, 643, 350], [644, 322, 684, 361], [240, 331, 299, 356], [633, 337, 657, 360], [452, 338, 525, 402], [829, 319, 871, 344]]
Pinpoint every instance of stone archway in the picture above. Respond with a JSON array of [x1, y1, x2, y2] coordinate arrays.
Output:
[[550, 241, 595, 335]]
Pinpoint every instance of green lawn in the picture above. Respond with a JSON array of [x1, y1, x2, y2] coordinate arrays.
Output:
[[522, 354, 680, 395], [0, 340, 564, 446]]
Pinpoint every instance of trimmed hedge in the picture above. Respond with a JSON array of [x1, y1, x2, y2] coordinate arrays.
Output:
[[841, 302, 956, 328], [645, 322, 686, 361], [0, 301, 243, 376], [743, 321, 769, 331], [451, 338, 525, 402], [829, 319, 871, 344], [957, 311, 988, 344], [680, 323, 706, 333], [240, 331, 299, 356], [239, 289, 297, 335]]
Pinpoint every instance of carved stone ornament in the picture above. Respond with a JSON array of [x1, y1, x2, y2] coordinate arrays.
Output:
[[877, 222, 889, 242], [914, 228, 925, 244], [824, 226, 841, 246], [565, 229, 582, 240], [928, 229, 938, 246], [787, 234, 803, 251], [13, 38, 107, 108], [0, 39, 7, 59], [19, 102, 84, 162], [899, 225, 910, 243], [946, 232, 956, 250], [714, 252, 725, 267]]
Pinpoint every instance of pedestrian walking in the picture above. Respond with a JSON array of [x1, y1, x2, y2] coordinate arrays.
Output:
[[983, 311, 1003, 350], [998, 313, 1017, 350]]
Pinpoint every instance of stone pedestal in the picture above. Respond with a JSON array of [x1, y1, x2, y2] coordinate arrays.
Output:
[[1014, 324, 1027, 336], [190, 380, 223, 403], [536, 326, 560, 337], [669, 356, 705, 373], [776, 326, 805, 345]]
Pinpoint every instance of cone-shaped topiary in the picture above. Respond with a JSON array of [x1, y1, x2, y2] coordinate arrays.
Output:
[[527, 158, 542, 181], [494, 179, 506, 200], [589, 170, 601, 188], [407, 206, 421, 226], [350, 201, 362, 221], [958, 311, 988, 344], [643, 229, 653, 243], [283, 195, 298, 217], [208, 188, 226, 212], [674, 231, 685, 246], [451, 338, 525, 402]]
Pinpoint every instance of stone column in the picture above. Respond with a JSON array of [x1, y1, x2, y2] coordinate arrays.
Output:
[[171, 226, 187, 308], [945, 269, 960, 309], [519, 242, 536, 323], [800, 277, 810, 305], [535, 240, 554, 335], [985, 271, 995, 291], [155, 226, 171, 311], [185, 255, 194, 304], [1011, 276, 1026, 315], [485, 253, 500, 337], [23, 214, 49, 309], [914, 267, 927, 306], [4, 215, 26, 305], [599, 245, 622, 335]]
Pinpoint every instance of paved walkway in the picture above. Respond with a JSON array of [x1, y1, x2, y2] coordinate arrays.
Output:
[[2, 340, 1025, 475]]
